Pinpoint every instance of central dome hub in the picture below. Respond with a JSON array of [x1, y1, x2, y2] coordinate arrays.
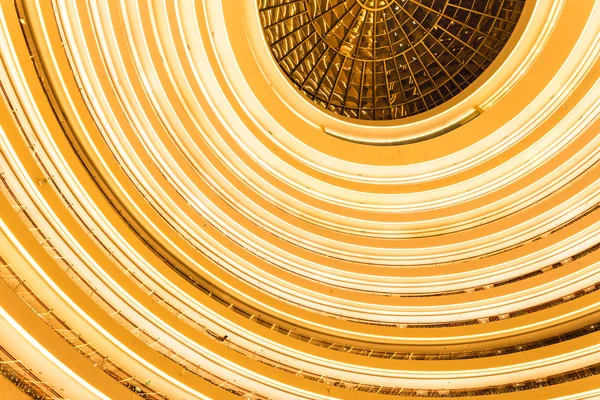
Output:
[[356, 0, 394, 11]]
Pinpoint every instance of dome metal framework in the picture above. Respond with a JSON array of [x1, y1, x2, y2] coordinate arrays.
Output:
[[2, 0, 600, 398], [259, 0, 526, 120]]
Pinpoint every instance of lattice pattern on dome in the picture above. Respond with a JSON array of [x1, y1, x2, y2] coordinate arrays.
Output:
[[258, 0, 526, 120]]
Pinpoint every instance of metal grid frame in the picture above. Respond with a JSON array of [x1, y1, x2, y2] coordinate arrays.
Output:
[[259, 0, 526, 120]]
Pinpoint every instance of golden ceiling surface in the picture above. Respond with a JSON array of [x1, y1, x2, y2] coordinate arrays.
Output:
[[259, 0, 526, 120], [0, 0, 600, 399]]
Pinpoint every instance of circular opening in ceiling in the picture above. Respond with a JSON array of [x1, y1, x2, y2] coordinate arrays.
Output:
[[258, 0, 527, 121]]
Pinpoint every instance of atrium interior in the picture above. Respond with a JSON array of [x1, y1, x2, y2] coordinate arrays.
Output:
[[0, 0, 599, 399]]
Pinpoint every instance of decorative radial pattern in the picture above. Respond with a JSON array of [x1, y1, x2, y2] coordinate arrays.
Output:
[[2, 0, 600, 399], [259, 0, 526, 120]]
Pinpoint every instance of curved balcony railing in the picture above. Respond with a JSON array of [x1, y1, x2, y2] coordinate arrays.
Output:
[[2, 22, 599, 393], [9, 0, 600, 338], [0, 198, 263, 400], [3, 166, 600, 397], [0, 257, 163, 399], [106, 157, 600, 323], [3, 159, 600, 367], [0, 345, 63, 400], [3, 0, 600, 397]]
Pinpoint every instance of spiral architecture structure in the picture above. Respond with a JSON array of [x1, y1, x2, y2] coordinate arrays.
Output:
[[0, 0, 600, 399]]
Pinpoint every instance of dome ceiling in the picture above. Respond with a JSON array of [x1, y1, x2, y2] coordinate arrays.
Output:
[[259, 0, 526, 120]]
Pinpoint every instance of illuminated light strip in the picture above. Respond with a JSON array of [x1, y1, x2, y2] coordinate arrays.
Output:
[[555, 388, 600, 400], [85, 72, 600, 274], [3, 175, 600, 390], [0, 197, 213, 399], [78, 101, 600, 266], [138, 3, 600, 274], [115, 0, 592, 216], [106, 40, 600, 240], [8, 21, 600, 338], [3, 130, 596, 346], [174, 53, 600, 209], [94, 3, 600, 260], [5, 130, 600, 370], [10, 17, 600, 330], [18, 0, 600, 384], [10, 72, 600, 296], [90, 129, 600, 263], [3, 0, 600, 396], [68, 3, 600, 268], [190, 40, 596, 231], [3, 191, 600, 390], [52, 100, 600, 310], [0, 305, 110, 400], [3, 138, 600, 366], [1, 106, 600, 388]]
